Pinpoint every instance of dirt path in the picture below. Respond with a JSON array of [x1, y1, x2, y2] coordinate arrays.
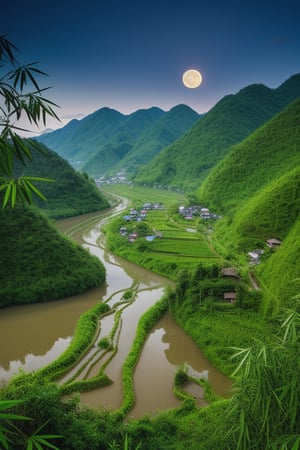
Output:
[[249, 271, 260, 290]]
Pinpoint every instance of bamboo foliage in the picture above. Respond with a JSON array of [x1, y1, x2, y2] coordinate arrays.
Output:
[[0, 34, 60, 208], [226, 303, 300, 449]]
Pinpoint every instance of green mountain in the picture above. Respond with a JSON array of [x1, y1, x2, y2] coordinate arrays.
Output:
[[198, 98, 300, 215], [80, 107, 165, 176], [36, 105, 199, 177], [108, 104, 201, 175], [0, 205, 106, 308], [198, 98, 300, 309], [16, 141, 109, 219], [36, 118, 81, 155], [37, 107, 126, 163], [36, 107, 164, 171], [134, 73, 300, 191]]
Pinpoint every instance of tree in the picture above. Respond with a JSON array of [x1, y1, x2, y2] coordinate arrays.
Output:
[[0, 34, 60, 208]]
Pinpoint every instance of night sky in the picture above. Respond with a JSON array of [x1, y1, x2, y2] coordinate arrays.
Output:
[[4, 0, 300, 132]]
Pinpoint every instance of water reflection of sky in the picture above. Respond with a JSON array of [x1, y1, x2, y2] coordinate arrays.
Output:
[[149, 314, 232, 397], [0, 337, 71, 386]]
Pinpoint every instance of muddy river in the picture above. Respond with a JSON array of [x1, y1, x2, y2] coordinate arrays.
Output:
[[0, 198, 231, 417]]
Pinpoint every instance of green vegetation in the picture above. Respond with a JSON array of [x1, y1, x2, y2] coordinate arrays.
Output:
[[0, 34, 59, 208], [0, 399, 62, 450], [0, 205, 106, 307], [1, 179, 299, 448], [1, 63, 300, 448], [102, 183, 185, 205], [198, 98, 300, 215], [37, 104, 199, 178], [112, 104, 200, 176], [2, 305, 298, 449], [226, 307, 300, 449], [16, 142, 109, 219], [115, 295, 169, 420], [134, 74, 300, 191], [102, 185, 222, 279], [171, 264, 271, 375], [258, 221, 300, 313], [198, 98, 300, 312]]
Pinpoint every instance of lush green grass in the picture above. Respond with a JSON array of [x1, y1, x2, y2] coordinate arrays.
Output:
[[101, 183, 185, 207]]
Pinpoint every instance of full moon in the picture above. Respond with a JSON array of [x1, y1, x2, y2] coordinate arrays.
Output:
[[182, 69, 202, 88]]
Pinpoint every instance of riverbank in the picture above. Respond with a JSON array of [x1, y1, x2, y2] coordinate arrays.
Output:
[[1, 186, 298, 449], [101, 185, 273, 377], [1, 194, 230, 416]]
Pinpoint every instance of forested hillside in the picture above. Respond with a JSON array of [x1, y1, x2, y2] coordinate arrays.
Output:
[[134, 73, 300, 190], [16, 141, 109, 219], [108, 104, 201, 175], [37, 107, 127, 162], [198, 98, 300, 309], [36, 105, 199, 178], [0, 205, 106, 308], [198, 98, 300, 214]]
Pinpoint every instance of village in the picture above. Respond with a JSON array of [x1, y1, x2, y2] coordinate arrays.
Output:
[[117, 202, 283, 306]]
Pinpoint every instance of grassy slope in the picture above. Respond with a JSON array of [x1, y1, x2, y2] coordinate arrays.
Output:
[[198, 98, 300, 213], [0, 205, 106, 308], [258, 217, 300, 312], [197, 99, 300, 311]]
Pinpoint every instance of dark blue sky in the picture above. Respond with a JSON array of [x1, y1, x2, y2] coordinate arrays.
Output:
[[4, 0, 300, 131]]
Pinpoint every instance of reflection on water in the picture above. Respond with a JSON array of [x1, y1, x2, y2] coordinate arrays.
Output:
[[0, 337, 71, 382], [129, 313, 232, 418], [0, 202, 231, 417]]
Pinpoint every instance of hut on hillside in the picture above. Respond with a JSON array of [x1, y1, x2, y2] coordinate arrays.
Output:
[[220, 267, 240, 280], [223, 292, 237, 303], [266, 238, 282, 248]]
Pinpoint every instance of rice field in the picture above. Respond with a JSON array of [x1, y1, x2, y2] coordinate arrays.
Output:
[[102, 184, 222, 268]]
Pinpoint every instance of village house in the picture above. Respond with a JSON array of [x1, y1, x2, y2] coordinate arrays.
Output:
[[223, 292, 237, 303], [266, 238, 282, 248], [220, 267, 240, 280]]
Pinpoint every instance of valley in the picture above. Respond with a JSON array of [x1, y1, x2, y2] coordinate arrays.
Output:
[[1, 72, 299, 449]]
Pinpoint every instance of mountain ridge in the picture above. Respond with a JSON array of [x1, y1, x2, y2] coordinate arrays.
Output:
[[36, 104, 200, 177], [134, 73, 300, 190]]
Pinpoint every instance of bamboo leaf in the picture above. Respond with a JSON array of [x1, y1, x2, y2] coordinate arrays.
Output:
[[3, 182, 12, 208], [0, 412, 29, 420], [0, 400, 23, 410], [25, 176, 55, 182], [30, 436, 61, 449], [23, 179, 47, 201], [11, 182, 17, 207]]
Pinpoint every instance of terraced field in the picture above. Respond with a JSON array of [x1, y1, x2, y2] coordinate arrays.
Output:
[[102, 185, 223, 277]]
